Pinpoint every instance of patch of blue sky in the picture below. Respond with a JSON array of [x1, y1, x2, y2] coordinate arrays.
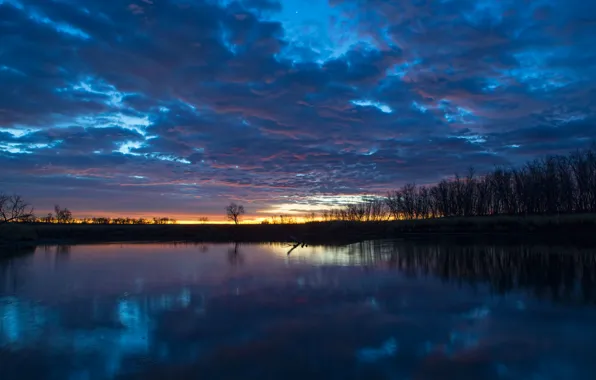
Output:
[[506, 50, 577, 92], [219, 21, 238, 55], [0, 0, 23, 10], [453, 135, 486, 144], [0, 143, 26, 154], [482, 78, 504, 92], [266, 0, 382, 64], [387, 59, 422, 79], [152, 155, 191, 164], [411, 101, 428, 113], [76, 113, 152, 136], [351, 99, 393, 114], [115, 141, 191, 164], [118, 114, 151, 129], [0, 65, 26, 76], [0, 126, 40, 137], [516, 70, 576, 92], [550, 112, 586, 125], [115, 140, 145, 155], [439, 100, 475, 124], [462, 0, 506, 26], [0, 140, 62, 154], [563, 114, 586, 123], [362, 147, 378, 156], [28, 10, 90, 40], [181, 101, 197, 112], [71, 79, 130, 107]]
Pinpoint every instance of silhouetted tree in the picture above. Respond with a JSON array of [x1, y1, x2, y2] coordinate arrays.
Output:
[[0, 194, 34, 224], [225, 202, 245, 224], [198, 216, 209, 224], [54, 205, 73, 224], [322, 146, 596, 221], [277, 214, 297, 224], [305, 212, 317, 223], [152, 217, 175, 225]]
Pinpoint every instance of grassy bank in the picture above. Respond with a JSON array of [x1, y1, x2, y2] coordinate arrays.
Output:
[[0, 224, 38, 257], [1, 213, 595, 247]]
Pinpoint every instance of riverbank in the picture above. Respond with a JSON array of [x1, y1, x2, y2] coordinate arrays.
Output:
[[2, 214, 596, 251], [0, 223, 38, 257]]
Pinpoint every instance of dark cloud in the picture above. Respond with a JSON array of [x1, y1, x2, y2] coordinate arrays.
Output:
[[0, 0, 595, 219]]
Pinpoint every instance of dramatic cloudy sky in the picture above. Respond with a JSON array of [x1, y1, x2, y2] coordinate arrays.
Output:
[[1, 0, 595, 220]]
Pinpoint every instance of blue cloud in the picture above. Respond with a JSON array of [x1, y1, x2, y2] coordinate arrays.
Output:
[[0, 0, 595, 218]]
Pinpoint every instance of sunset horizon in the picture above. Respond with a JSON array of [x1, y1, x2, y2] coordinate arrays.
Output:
[[2, 0, 595, 217], [3, 1, 596, 379]]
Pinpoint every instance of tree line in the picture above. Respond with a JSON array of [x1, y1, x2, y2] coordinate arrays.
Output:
[[0, 199, 180, 225], [3, 146, 596, 225], [322, 240, 596, 304], [311, 146, 596, 222], [39, 214, 179, 225], [258, 147, 596, 223]]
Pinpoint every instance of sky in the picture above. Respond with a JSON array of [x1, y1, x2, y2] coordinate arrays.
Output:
[[1, 0, 595, 221]]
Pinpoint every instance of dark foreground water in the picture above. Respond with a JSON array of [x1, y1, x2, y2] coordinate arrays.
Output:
[[1, 241, 596, 380]]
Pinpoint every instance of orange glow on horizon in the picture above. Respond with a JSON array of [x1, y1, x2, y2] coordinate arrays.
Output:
[[32, 194, 376, 225], [32, 210, 310, 225]]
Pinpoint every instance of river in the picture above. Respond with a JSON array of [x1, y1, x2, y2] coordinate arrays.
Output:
[[1, 240, 596, 379]]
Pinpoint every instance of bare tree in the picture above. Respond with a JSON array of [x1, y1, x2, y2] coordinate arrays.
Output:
[[198, 216, 209, 224], [225, 202, 245, 224], [367, 198, 388, 221], [277, 214, 297, 224], [305, 212, 317, 223], [54, 205, 73, 224], [0, 194, 34, 224], [152, 217, 173, 225], [319, 145, 596, 221], [386, 191, 403, 220]]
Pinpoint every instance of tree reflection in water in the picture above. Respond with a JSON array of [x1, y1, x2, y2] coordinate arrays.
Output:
[[1, 240, 596, 380], [227, 242, 243, 267], [329, 240, 596, 305]]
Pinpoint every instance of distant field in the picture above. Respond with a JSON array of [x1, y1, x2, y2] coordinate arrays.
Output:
[[2, 214, 596, 252]]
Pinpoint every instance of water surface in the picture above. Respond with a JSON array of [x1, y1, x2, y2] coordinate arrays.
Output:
[[1, 240, 596, 379]]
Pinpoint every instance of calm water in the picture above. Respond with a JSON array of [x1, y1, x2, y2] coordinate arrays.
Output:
[[1, 241, 596, 380]]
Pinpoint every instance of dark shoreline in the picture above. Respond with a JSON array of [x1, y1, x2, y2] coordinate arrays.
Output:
[[2, 214, 596, 252]]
